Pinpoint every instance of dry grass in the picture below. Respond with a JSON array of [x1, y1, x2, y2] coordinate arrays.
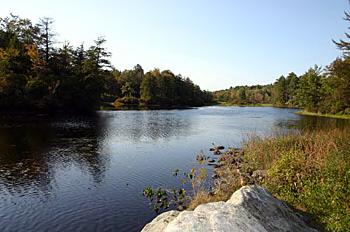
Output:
[[189, 128, 350, 231], [187, 191, 229, 210], [242, 129, 344, 171]]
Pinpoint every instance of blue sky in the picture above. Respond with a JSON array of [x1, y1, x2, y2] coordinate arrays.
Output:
[[0, 0, 348, 90]]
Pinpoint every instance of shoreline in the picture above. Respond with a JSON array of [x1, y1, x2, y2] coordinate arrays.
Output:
[[216, 102, 274, 107], [296, 110, 350, 120], [215, 102, 350, 120], [186, 128, 350, 231]]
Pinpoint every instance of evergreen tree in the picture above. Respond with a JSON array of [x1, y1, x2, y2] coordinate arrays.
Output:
[[140, 72, 157, 104], [333, 11, 350, 55], [37, 17, 55, 64], [297, 66, 323, 112]]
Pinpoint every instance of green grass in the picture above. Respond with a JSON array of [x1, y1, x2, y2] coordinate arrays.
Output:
[[190, 129, 350, 231], [246, 129, 350, 232], [296, 110, 350, 120]]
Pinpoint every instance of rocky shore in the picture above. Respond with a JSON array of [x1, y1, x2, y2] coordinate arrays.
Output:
[[142, 185, 318, 232]]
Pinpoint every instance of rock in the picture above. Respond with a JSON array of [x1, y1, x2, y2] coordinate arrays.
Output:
[[141, 185, 318, 232], [213, 150, 222, 155], [196, 154, 206, 162], [213, 164, 223, 169], [209, 145, 225, 154], [142, 210, 180, 232], [232, 147, 242, 153], [207, 158, 215, 163]]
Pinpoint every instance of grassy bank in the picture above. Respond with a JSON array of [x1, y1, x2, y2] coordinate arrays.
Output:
[[190, 129, 350, 232], [217, 102, 274, 107], [296, 110, 350, 120], [217, 102, 300, 109]]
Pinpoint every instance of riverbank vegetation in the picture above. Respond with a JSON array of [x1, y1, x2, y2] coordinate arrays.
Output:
[[214, 11, 350, 118], [0, 15, 213, 114], [144, 128, 350, 231], [214, 60, 350, 117], [185, 128, 350, 232], [114, 67, 213, 108], [296, 110, 350, 120]]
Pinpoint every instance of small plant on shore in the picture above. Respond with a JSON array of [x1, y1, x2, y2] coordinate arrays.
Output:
[[143, 186, 188, 213], [143, 165, 208, 213], [145, 129, 350, 231], [143, 145, 248, 212]]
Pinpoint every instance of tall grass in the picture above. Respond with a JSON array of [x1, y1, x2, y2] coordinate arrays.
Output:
[[254, 129, 350, 232], [190, 128, 350, 231]]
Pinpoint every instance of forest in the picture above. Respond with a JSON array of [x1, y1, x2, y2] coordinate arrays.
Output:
[[213, 62, 350, 115], [1, 13, 350, 116], [0, 15, 213, 113], [214, 12, 350, 116]]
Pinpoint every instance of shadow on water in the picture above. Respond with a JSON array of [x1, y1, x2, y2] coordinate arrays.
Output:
[[0, 111, 194, 232], [0, 107, 349, 232], [0, 115, 108, 194], [285, 114, 350, 131]]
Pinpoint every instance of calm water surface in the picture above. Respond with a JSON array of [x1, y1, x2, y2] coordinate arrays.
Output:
[[0, 106, 348, 232]]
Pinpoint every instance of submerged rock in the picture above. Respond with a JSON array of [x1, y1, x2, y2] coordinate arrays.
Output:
[[209, 145, 225, 155], [141, 185, 318, 232], [207, 158, 215, 163]]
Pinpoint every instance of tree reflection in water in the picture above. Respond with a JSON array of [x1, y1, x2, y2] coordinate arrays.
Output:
[[0, 115, 109, 195]]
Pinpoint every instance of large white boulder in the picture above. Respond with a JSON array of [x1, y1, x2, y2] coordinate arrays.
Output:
[[142, 185, 318, 232]]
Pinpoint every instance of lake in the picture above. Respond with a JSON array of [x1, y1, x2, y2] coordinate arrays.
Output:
[[0, 106, 348, 232]]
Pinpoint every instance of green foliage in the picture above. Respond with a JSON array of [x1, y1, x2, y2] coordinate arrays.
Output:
[[333, 11, 350, 55], [213, 8, 350, 116], [273, 75, 288, 106], [0, 15, 212, 113], [262, 131, 350, 232], [214, 60, 348, 116], [140, 71, 157, 104], [143, 166, 208, 213], [138, 69, 212, 107], [235, 129, 350, 232], [295, 66, 323, 112], [213, 85, 272, 105]]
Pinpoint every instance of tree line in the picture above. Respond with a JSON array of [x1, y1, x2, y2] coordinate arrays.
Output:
[[0, 15, 213, 113], [214, 11, 350, 115], [112, 65, 213, 108]]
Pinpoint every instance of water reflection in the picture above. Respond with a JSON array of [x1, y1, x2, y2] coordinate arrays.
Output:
[[0, 116, 108, 194], [99, 111, 193, 142], [0, 107, 349, 232], [294, 115, 350, 130], [0, 123, 53, 196]]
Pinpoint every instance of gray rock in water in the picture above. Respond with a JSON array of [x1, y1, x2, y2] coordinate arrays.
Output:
[[141, 185, 318, 232]]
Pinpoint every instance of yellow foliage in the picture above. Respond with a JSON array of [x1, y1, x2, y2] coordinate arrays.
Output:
[[25, 44, 44, 68]]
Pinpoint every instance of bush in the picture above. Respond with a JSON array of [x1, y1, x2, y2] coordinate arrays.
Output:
[[243, 129, 350, 231], [114, 96, 139, 106]]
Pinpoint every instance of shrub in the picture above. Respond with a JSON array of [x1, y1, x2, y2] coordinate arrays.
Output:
[[114, 96, 139, 106], [243, 129, 350, 231]]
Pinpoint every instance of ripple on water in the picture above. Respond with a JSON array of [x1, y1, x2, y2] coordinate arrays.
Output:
[[1, 107, 345, 232]]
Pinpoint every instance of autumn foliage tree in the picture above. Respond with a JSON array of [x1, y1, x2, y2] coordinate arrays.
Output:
[[0, 15, 212, 112]]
